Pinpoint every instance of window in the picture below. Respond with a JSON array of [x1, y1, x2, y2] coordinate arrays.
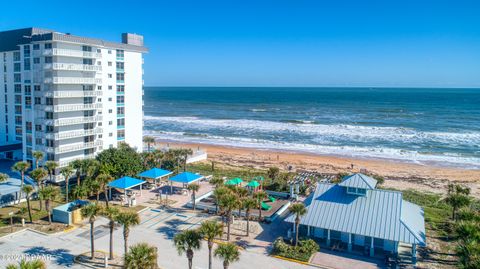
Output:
[[15, 95, 21, 104], [109, 133, 113, 137], [97, 86, 102, 90], [34, 85, 41, 91], [117, 107, 125, 115], [116, 49, 124, 59], [46, 139, 55, 147], [35, 125, 42, 131], [108, 121, 113, 125], [25, 96, 32, 108], [44, 56, 52, 63], [83, 58, 93, 65], [45, 112, 53, 119], [24, 85, 31, 95], [108, 109, 112, 113], [84, 97, 93, 104], [117, 118, 125, 126], [108, 74, 112, 78], [14, 74, 21, 82], [46, 97, 53, 105], [116, 96, 125, 104], [33, 57, 40, 64], [108, 50, 112, 54], [108, 97, 112, 101], [116, 62, 124, 70], [46, 125, 54, 133], [82, 46, 92, 52], [117, 130, 125, 139], [23, 45, 30, 57], [13, 52, 20, 61], [35, 97, 41, 104], [26, 122, 32, 133], [24, 58, 31, 70], [84, 110, 94, 117], [117, 85, 125, 93], [116, 73, 125, 82], [108, 62, 112, 66], [35, 138, 42, 145], [83, 85, 94, 91], [44, 43, 52, 49], [14, 84, 21, 93], [108, 85, 112, 90], [33, 44, 40, 50], [14, 63, 21, 72]]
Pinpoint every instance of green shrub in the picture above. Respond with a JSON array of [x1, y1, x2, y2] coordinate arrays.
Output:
[[272, 237, 319, 262]]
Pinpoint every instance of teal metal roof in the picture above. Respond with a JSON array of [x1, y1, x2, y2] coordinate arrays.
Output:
[[169, 172, 203, 184], [138, 168, 172, 179], [108, 176, 146, 190], [286, 183, 426, 246], [339, 173, 377, 189]]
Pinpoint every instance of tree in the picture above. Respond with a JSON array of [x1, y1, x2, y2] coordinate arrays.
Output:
[[143, 136, 155, 152], [219, 193, 238, 241], [456, 239, 480, 269], [234, 187, 248, 216], [267, 167, 280, 181], [60, 166, 74, 203], [44, 160, 58, 182], [32, 151, 44, 169], [71, 159, 86, 186], [187, 183, 200, 211], [213, 187, 229, 214], [38, 185, 58, 224], [243, 198, 257, 237], [173, 229, 202, 269], [6, 259, 46, 269], [214, 242, 240, 269], [125, 243, 158, 269], [289, 203, 307, 247], [96, 143, 144, 178], [88, 179, 101, 202], [72, 182, 89, 200], [0, 173, 8, 183], [29, 168, 48, 210], [81, 203, 102, 259], [253, 191, 268, 221], [96, 173, 113, 207], [12, 161, 30, 188], [116, 211, 141, 261], [199, 220, 223, 269], [445, 183, 471, 221], [102, 206, 120, 260], [210, 177, 224, 189], [21, 185, 34, 223]]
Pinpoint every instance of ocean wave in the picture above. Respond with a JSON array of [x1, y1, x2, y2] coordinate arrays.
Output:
[[144, 130, 480, 169], [143, 115, 480, 146]]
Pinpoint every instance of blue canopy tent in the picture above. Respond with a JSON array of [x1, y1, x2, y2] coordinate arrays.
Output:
[[108, 176, 146, 200], [168, 172, 204, 194], [138, 168, 173, 185]]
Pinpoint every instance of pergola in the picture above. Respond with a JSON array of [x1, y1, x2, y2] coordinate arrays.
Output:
[[168, 172, 204, 194], [138, 168, 173, 185], [108, 176, 146, 200]]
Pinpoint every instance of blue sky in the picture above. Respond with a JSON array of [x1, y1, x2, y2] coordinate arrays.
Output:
[[2, 0, 480, 87]]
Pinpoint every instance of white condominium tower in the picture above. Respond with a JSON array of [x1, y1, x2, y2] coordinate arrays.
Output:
[[0, 28, 147, 180]]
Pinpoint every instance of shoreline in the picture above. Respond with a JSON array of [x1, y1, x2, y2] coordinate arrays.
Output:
[[153, 139, 480, 197]]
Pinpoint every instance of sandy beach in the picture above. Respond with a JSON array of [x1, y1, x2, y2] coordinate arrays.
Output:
[[155, 140, 480, 197]]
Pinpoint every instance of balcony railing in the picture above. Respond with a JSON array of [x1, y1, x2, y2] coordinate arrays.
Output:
[[58, 155, 95, 168], [45, 128, 103, 140], [44, 90, 103, 98], [44, 48, 102, 58], [45, 103, 103, 112], [45, 63, 102, 72], [49, 115, 103, 126], [45, 140, 103, 154], [45, 77, 102, 84]]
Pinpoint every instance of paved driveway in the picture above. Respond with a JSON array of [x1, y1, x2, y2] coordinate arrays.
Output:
[[0, 208, 315, 269], [310, 250, 385, 269]]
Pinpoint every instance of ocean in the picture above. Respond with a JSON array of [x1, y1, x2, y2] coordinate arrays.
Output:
[[143, 87, 480, 169]]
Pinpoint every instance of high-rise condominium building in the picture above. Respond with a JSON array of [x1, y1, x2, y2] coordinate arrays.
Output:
[[0, 28, 147, 181]]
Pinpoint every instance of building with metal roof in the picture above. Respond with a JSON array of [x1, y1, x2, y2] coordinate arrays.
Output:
[[286, 173, 425, 264]]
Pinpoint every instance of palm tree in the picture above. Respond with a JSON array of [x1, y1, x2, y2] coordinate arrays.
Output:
[[213, 187, 229, 214], [187, 183, 200, 211], [44, 160, 58, 183], [32, 150, 44, 168], [6, 259, 46, 269], [143, 136, 155, 152], [81, 203, 102, 259], [199, 220, 223, 269], [254, 191, 268, 221], [214, 242, 240, 269], [289, 203, 307, 246], [60, 166, 74, 203], [29, 168, 48, 210], [12, 161, 30, 188], [219, 193, 238, 241], [102, 206, 120, 260], [173, 229, 202, 269], [0, 173, 8, 183], [96, 173, 113, 207], [234, 187, 248, 216], [38, 185, 59, 224], [125, 243, 158, 269], [72, 182, 89, 200], [243, 198, 257, 236], [88, 179, 101, 202], [71, 159, 90, 186], [210, 177, 224, 189], [21, 185, 34, 223], [116, 211, 141, 261], [456, 239, 480, 269], [445, 183, 471, 220]]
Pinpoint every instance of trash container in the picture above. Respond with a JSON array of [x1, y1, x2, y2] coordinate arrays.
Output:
[[131, 197, 137, 206]]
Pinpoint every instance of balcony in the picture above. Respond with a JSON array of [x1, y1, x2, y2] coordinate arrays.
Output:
[[45, 103, 103, 112], [48, 115, 103, 126], [58, 155, 95, 168], [46, 63, 102, 72], [45, 128, 103, 140], [44, 48, 102, 58], [45, 140, 103, 154], [45, 77, 102, 85], [44, 90, 103, 98]]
